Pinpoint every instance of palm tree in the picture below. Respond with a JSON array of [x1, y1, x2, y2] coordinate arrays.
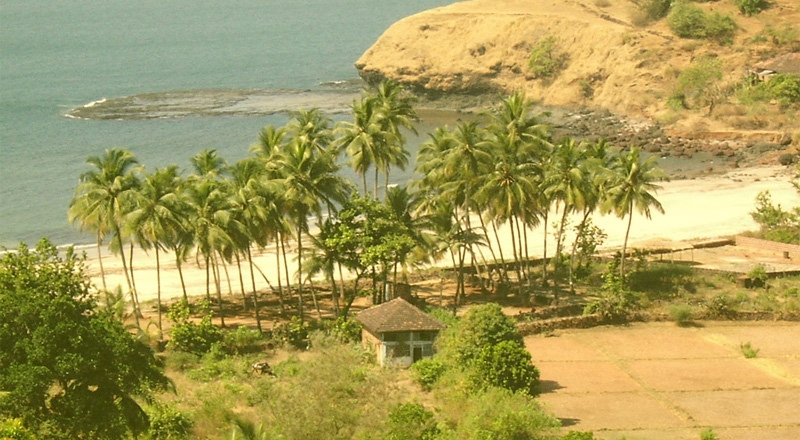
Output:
[[543, 137, 590, 280], [125, 165, 183, 339], [372, 80, 416, 196], [604, 147, 666, 280], [337, 95, 395, 196], [266, 133, 348, 321], [186, 150, 232, 326], [68, 148, 141, 323]]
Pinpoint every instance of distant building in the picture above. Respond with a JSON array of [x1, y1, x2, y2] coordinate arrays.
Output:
[[750, 53, 800, 82], [355, 297, 446, 367]]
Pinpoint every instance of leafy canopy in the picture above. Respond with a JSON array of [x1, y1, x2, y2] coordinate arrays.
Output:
[[0, 239, 172, 440]]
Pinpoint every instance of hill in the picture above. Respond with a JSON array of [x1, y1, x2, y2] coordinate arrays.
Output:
[[356, 0, 800, 140]]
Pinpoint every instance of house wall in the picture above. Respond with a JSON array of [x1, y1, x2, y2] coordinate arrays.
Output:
[[361, 329, 383, 364]]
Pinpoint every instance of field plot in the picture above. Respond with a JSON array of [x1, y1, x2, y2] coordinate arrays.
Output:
[[526, 321, 800, 439]]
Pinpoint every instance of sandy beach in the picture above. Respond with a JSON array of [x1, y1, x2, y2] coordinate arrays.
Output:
[[82, 165, 800, 305]]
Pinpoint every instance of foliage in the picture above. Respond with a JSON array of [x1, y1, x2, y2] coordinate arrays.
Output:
[[323, 316, 364, 343], [740, 341, 760, 358], [470, 341, 541, 395], [584, 260, 639, 321], [385, 403, 440, 440], [703, 293, 736, 318], [669, 57, 723, 109], [560, 432, 599, 440], [764, 24, 799, 48], [167, 300, 223, 354], [734, 0, 768, 16], [410, 358, 449, 390], [667, 4, 737, 44], [747, 265, 768, 287], [146, 403, 193, 440], [699, 428, 718, 440], [453, 388, 560, 439], [0, 239, 172, 440], [222, 325, 265, 355], [764, 74, 800, 104], [272, 316, 310, 349], [644, 0, 674, 20], [528, 36, 568, 79], [448, 303, 523, 365], [572, 220, 606, 279], [750, 191, 800, 244], [0, 418, 34, 440], [670, 304, 694, 326]]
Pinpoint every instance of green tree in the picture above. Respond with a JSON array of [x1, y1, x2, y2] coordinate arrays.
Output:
[[384, 403, 439, 440], [68, 148, 142, 323], [126, 165, 184, 339], [604, 147, 666, 280], [0, 240, 172, 439]]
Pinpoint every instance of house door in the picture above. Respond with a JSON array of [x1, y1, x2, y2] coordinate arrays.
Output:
[[413, 346, 423, 362]]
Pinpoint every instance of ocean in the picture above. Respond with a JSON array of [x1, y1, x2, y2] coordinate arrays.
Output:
[[0, 0, 458, 248]]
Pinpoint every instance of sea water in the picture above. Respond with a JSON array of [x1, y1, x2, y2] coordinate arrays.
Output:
[[0, 0, 458, 248]]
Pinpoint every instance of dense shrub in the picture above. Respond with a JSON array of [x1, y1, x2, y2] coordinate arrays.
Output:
[[385, 403, 440, 440], [528, 36, 568, 79], [272, 316, 310, 349], [147, 404, 193, 440], [410, 358, 449, 390], [167, 301, 223, 354], [448, 303, 523, 365], [222, 325, 264, 355], [470, 341, 541, 395], [455, 388, 560, 439], [765, 74, 800, 104], [735, 0, 768, 16], [667, 4, 737, 44], [0, 418, 34, 440]]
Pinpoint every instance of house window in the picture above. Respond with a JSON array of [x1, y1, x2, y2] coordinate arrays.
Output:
[[414, 331, 437, 341], [393, 341, 411, 357], [383, 332, 410, 342]]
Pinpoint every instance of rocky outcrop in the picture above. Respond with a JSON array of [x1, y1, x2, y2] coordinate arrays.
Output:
[[355, 0, 679, 119]]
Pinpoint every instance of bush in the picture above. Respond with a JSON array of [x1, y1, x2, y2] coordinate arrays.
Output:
[[704, 293, 736, 318], [0, 418, 34, 440], [167, 301, 223, 354], [700, 428, 718, 440], [765, 74, 800, 104], [449, 303, 523, 365], [147, 404, 193, 440], [410, 358, 449, 390], [324, 316, 363, 343], [561, 431, 599, 440], [223, 325, 264, 355], [385, 403, 440, 440], [272, 316, 310, 349], [735, 0, 768, 16], [740, 341, 760, 358], [455, 388, 560, 439], [670, 304, 694, 326], [470, 341, 541, 395], [667, 4, 737, 44], [528, 36, 568, 79]]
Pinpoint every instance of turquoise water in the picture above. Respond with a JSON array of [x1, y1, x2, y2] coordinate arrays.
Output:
[[0, 0, 457, 248]]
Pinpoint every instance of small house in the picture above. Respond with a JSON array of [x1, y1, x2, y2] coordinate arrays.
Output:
[[356, 298, 446, 367], [750, 53, 800, 82]]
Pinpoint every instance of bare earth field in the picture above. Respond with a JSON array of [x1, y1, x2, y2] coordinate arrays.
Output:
[[527, 321, 800, 439]]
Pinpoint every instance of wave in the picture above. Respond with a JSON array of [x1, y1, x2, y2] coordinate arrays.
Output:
[[65, 87, 362, 120]]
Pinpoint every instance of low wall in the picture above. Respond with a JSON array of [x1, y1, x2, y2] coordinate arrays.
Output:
[[735, 235, 800, 258]]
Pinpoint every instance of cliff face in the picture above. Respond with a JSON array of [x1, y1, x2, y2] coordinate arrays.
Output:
[[355, 0, 799, 131]]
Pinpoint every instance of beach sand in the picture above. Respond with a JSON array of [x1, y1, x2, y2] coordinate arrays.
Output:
[[83, 165, 800, 305]]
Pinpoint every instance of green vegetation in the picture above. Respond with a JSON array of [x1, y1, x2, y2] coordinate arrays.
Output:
[[740, 341, 760, 358], [700, 428, 719, 440], [669, 57, 723, 111], [0, 240, 172, 439], [750, 190, 800, 243], [667, 3, 737, 44], [734, 0, 768, 16], [528, 36, 568, 79]]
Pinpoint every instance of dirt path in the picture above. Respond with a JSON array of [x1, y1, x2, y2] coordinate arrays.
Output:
[[526, 321, 800, 439]]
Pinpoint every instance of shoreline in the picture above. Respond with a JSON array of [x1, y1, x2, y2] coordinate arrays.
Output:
[[76, 164, 800, 306]]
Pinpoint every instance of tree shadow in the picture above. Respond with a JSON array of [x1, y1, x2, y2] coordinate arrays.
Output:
[[538, 380, 564, 394]]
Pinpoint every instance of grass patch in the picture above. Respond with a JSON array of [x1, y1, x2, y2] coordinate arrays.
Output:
[[740, 341, 760, 358]]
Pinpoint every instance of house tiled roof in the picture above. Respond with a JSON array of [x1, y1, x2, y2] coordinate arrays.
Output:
[[356, 298, 446, 334], [753, 53, 800, 75]]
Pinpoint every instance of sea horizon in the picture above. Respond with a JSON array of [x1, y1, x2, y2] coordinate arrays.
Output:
[[0, 0, 459, 249]]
